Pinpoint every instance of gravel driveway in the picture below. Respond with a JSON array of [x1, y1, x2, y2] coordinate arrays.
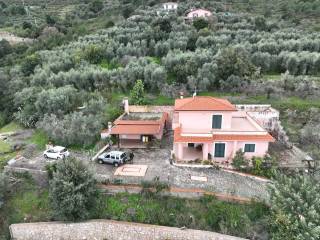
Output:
[[93, 148, 270, 201], [7, 144, 270, 201]]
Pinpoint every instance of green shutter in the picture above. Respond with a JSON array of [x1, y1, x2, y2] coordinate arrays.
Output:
[[212, 115, 222, 129], [214, 143, 225, 157], [244, 144, 255, 152]]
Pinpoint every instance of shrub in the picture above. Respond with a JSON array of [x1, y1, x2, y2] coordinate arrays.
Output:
[[49, 157, 101, 221], [193, 18, 209, 31], [231, 150, 249, 170]]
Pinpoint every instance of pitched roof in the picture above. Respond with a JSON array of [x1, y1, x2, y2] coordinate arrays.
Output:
[[110, 112, 168, 135], [174, 127, 275, 143], [174, 96, 236, 111]]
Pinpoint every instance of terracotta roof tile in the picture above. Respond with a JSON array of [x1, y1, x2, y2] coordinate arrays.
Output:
[[110, 112, 168, 135], [175, 96, 236, 111]]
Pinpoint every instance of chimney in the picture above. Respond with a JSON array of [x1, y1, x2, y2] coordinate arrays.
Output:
[[180, 91, 184, 99], [123, 97, 129, 114], [108, 122, 112, 132]]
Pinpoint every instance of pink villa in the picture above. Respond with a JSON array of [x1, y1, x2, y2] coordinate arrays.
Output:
[[172, 96, 275, 163], [185, 8, 213, 20]]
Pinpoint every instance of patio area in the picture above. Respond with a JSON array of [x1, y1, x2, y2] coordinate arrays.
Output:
[[119, 139, 148, 148], [180, 146, 203, 161]]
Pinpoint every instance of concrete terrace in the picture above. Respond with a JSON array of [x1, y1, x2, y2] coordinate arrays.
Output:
[[120, 112, 163, 121]]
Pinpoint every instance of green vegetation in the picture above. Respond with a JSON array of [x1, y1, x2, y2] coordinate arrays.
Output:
[[0, 173, 50, 239], [0, 152, 15, 170], [27, 130, 49, 150], [0, 0, 320, 239], [270, 173, 320, 240], [49, 157, 101, 221], [0, 140, 10, 153], [103, 193, 269, 238], [0, 122, 23, 133], [0, 180, 270, 239], [130, 80, 146, 105]]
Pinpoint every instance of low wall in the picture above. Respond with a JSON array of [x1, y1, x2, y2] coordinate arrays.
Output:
[[98, 184, 255, 204], [10, 220, 246, 240]]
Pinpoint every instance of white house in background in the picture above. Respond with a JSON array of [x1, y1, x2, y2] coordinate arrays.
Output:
[[162, 2, 178, 11], [185, 8, 213, 21]]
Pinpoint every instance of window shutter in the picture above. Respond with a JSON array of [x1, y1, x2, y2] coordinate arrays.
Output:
[[214, 143, 225, 157], [212, 115, 222, 129], [244, 144, 255, 152]]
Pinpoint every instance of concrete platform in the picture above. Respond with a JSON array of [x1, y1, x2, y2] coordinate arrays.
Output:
[[114, 164, 148, 177]]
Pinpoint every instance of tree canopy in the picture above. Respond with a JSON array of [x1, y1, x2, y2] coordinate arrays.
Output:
[[49, 157, 101, 221]]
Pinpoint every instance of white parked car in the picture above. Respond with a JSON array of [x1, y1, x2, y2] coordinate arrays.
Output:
[[43, 146, 70, 160]]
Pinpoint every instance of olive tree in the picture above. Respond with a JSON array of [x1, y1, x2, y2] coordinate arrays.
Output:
[[270, 174, 320, 240], [37, 112, 103, 147], [49, 157, 101, 221]]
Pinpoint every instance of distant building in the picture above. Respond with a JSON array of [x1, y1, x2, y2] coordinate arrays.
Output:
[[162, 2, 178, 11], [185, 8, 213, 21]]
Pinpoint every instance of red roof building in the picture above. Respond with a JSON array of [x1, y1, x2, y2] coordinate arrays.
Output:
[[108, 112, 168, 148], [172, 96, 275, 163]]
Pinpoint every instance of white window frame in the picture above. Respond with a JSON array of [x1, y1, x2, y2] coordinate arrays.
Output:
[[212, 113, 223, 129], [213, 142, 227, 158], [243, 143, 256, 153]]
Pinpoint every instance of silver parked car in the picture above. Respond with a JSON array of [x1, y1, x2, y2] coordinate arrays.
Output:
[[97, 151, 128, 167]]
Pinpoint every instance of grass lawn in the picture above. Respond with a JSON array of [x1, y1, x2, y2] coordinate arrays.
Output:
[[0, 140, 10, 153], [234, 95, 320, 111], [103, 193, 269, 238], [147, 95, 175, 105], [0, 174, 50, 239], [263, 74, 282, 81], [27, 130, 49, 150], [0, 122, 23, 134]]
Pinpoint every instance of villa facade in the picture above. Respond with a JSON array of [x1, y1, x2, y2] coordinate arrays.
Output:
[[172, 96, 275, 163], [185, 8, 213, 21]]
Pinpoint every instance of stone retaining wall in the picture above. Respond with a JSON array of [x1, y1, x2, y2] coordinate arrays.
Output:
[[10, 220, 246, 240]]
